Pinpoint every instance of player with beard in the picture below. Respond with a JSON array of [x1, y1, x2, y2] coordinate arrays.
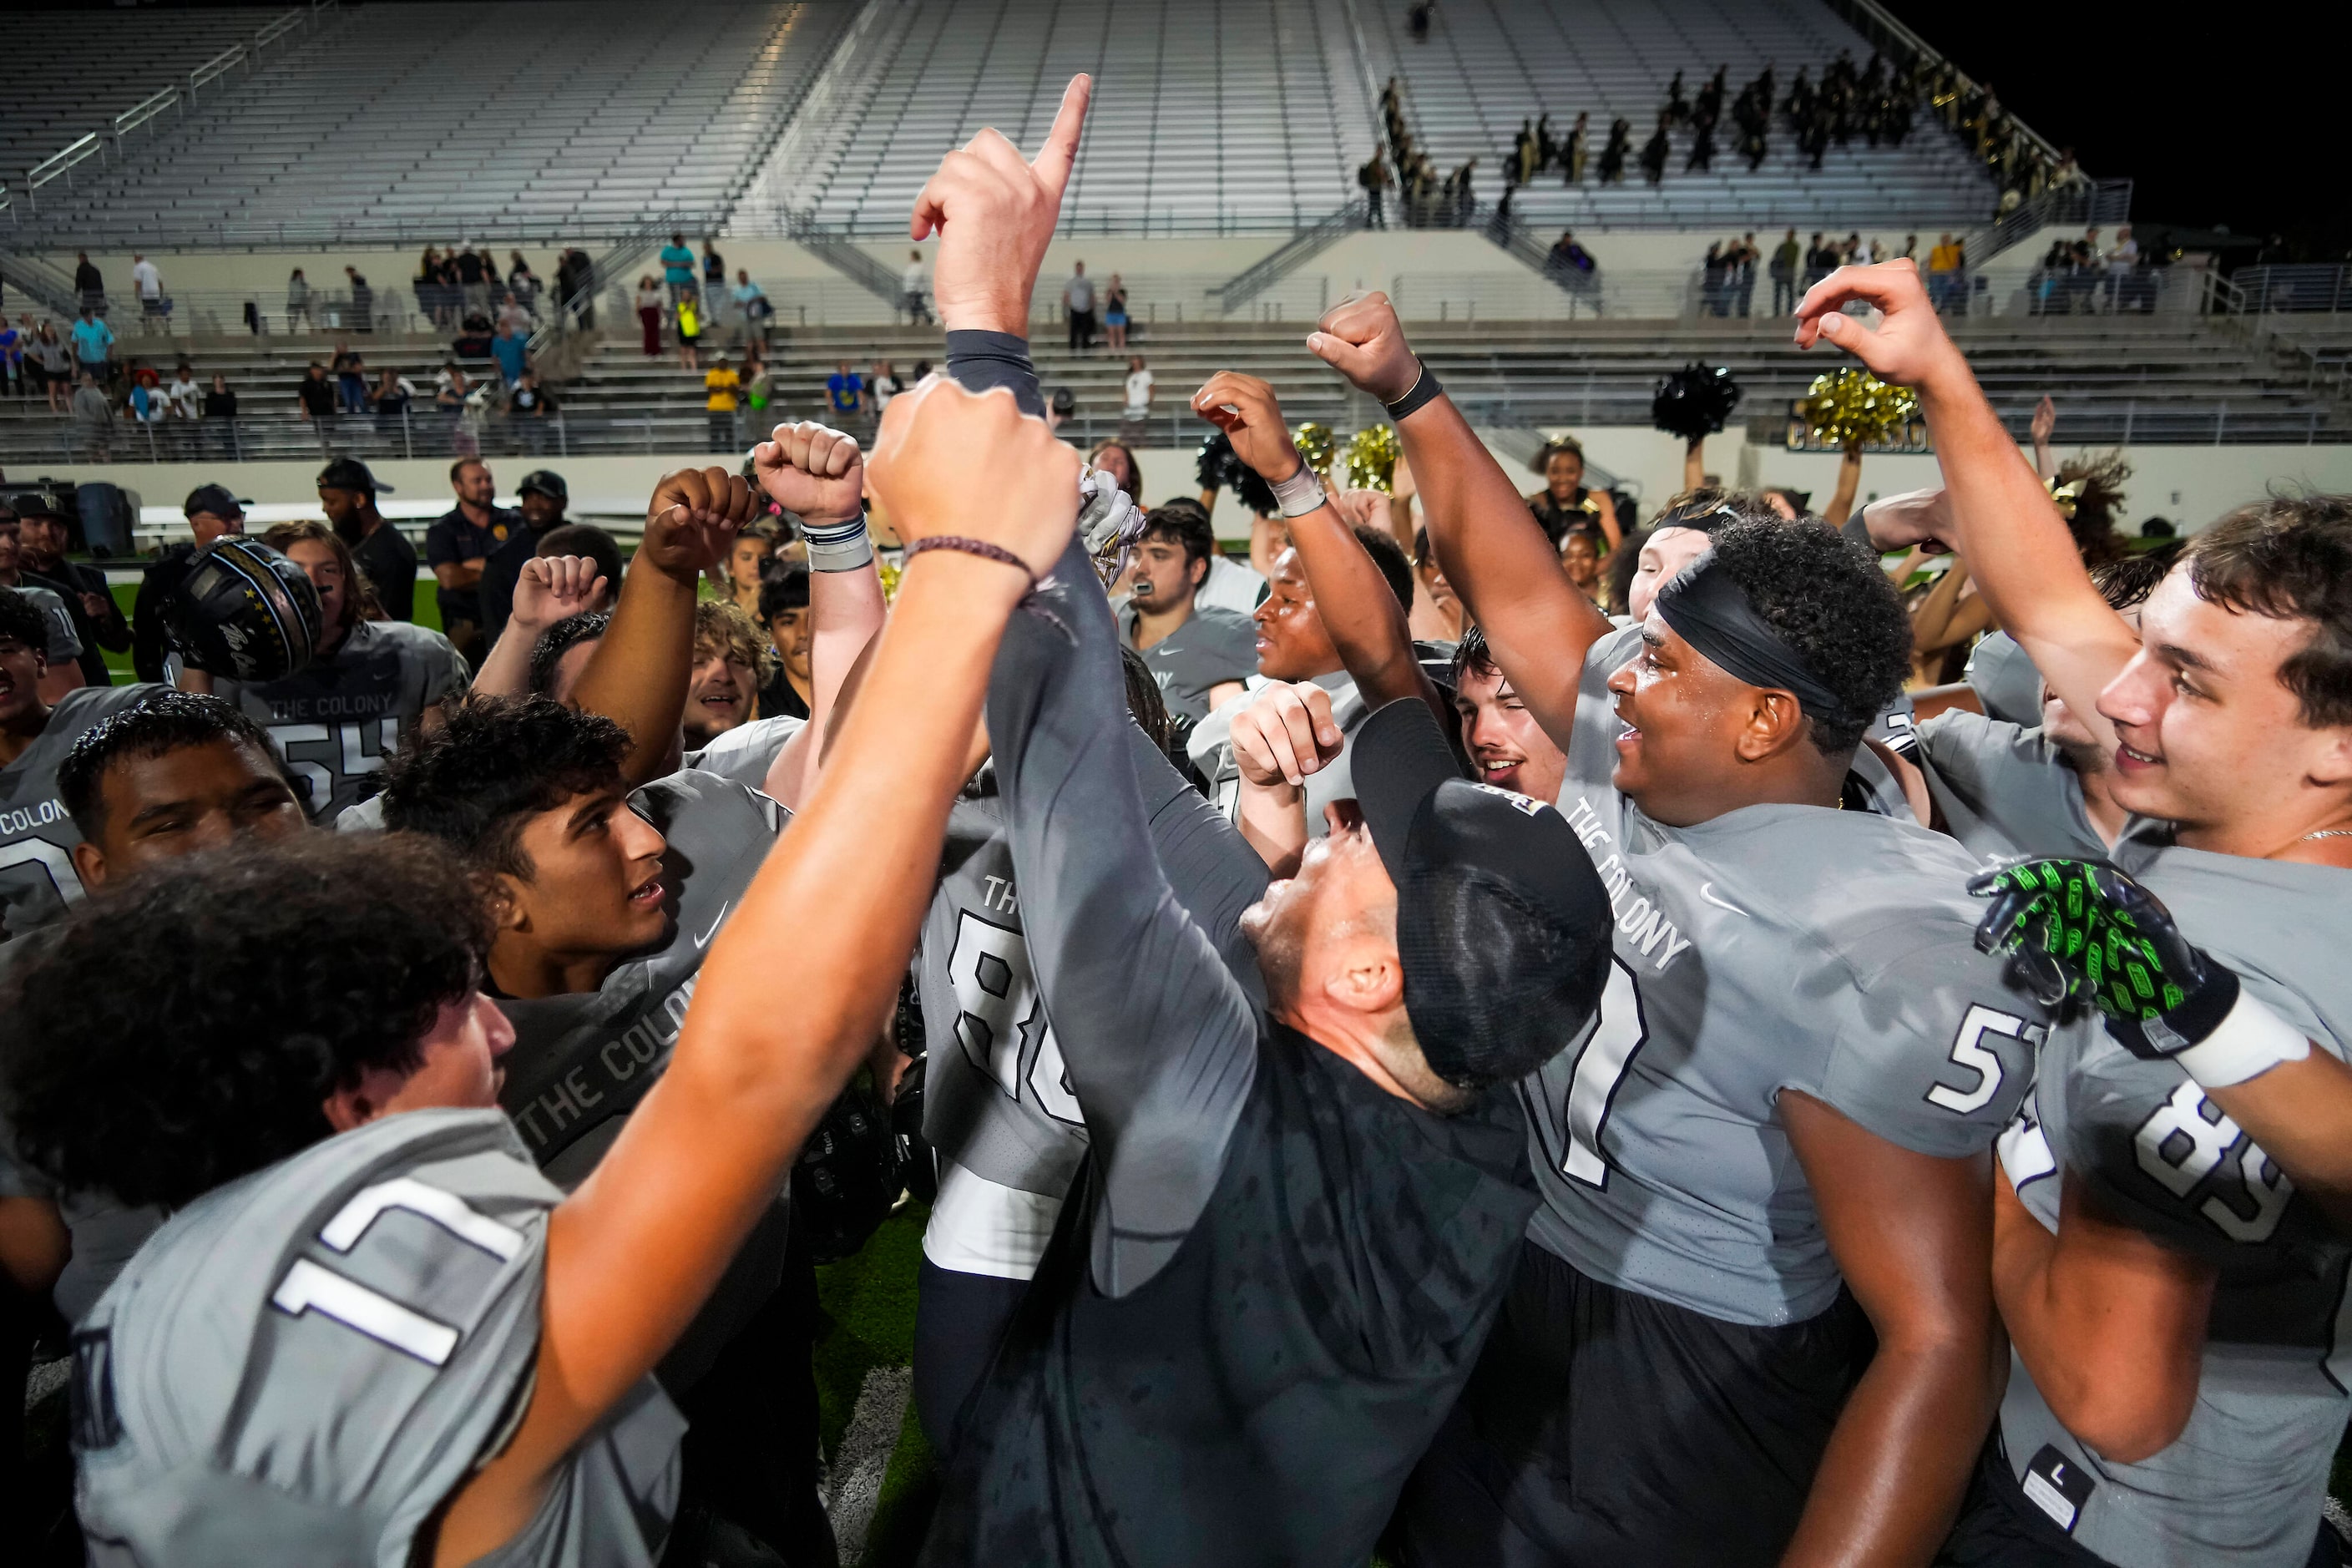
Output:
[[1118, 503, 1257, 723], [479, 470, 574, 647], [0, 590, 159, 938], [2, 359, 1084, 1568], [1302, 290, 2049, 1566], [8, 490, 127, 690], [0, 506, 85, 701], [177, 519, 466, 826], [1801, 259, 2352, 1568]]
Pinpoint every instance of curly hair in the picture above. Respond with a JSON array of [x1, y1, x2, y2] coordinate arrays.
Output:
[[2055, 452, 2132, 567], [379, 694, 629, 879], [58, 690, 284, 839], [695, 599, 779, 686], [3, 833, 489, 1208], [1355, 524, 1414, 614], [2187, 491, 2352, 727], [1701, 515, 1912, 756], [529, 610, 609, 697], [0, 587, 48, 654]]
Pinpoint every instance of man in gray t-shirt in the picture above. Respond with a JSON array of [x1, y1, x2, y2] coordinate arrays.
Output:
[[1117, 503, 1258, 723]]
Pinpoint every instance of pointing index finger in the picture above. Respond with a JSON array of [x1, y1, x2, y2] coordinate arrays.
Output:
[[1029, 74, 1092, 202]]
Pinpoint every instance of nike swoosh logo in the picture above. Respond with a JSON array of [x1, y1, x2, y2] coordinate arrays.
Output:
[[693, 903, 731, 949], [1699, 882, 1748, 916]]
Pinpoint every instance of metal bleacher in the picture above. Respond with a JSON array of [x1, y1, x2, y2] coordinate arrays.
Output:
[[1368, 0, 1996, 231], [9, 0, 855, 247], [740, 0, 1381, 238]]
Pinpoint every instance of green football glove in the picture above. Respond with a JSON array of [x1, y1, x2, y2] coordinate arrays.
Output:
[[1969, 857, 2223, 1050]]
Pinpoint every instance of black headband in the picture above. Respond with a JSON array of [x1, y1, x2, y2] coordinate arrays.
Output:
[[1656, 554, 1863, 727]]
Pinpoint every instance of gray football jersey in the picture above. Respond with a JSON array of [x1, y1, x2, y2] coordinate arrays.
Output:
[[1965, 630, 2045, 727], [15, 581, 85, 665], [1533, 625, 2046, 1325], [1996, 831, 2352, 1567], [0, 682, 157, 935], [682, 714, 805, 792], [497, 770, 786, 1186], [1189, 669, 1366, 841], [74, 1108, 684, 1568], [919, 730, 1269, 1281], [1915, 710, 2107, 862], [1118, 603, 1259, 722], [210, 619, 468, 826]]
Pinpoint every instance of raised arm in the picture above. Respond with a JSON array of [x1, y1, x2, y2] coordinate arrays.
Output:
[[468, 554, 608, 700], [1796, 262, 2138, 752], [1308, 292, 1610, 744], [749, 421, 887, 809], [569, 469, 757, 784], [434, 373, 1081, 1567], [1194, 371, 1434, 712]]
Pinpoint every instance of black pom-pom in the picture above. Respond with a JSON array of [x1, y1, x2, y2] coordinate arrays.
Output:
[[1196, 429, 1279, 516], [1651, 362, 1743, 441]]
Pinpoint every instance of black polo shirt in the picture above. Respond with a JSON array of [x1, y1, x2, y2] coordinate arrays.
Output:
[[423, 505, 516, 627]]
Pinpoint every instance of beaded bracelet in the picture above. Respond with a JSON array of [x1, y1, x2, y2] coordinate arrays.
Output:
[[901, 534, 1038, 589]]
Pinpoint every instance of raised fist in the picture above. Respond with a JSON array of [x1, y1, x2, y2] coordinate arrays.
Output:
[[1307, 291, 1421, 406], [511, 554, 609, 635], [1191, 372, 1301, 485], [642, 466, 757, 586], [911, 75, 1090, 335], [751, 421, 864, 525], [867, 377, 1082, 578], [1230, 680, 1344, 789], [1792, 260, 1970, 392]]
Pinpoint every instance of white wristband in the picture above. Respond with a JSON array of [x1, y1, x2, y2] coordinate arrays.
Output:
[[802, 515, 873, 573], [1271, 466, 1326, 519], [2171, 989, 2312, 1088]]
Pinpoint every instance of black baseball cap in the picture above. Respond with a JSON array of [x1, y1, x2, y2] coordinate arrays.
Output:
[[516, 469, 568, 503], [184, 483, 251, 518], [3, 490, 68, 521], [316, 458, 393, 495], [1352, 697, 1612, 1090]]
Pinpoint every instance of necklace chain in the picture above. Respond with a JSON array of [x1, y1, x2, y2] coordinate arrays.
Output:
[[2301, 829, 2352, 842]]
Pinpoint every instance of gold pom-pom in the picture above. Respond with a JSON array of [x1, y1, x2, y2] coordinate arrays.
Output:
[[1339, 423, 1400, 492], [1794, 369, 1920, 452], [2046, 478, 2081, 520], [877, 554, 903, 604], [1292, 422, 1337, 478]]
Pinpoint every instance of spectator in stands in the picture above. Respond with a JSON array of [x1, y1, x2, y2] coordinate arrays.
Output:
[[1359, 149, 1391, 228], [124, 364, 166, 437], [335, 348, 368, 415], [826, 360, 863, 423], [73, 252, 104, 314], [165, 361, 200, 423], [702, 239, 726, 295], [1104, 274, 1131, 351], [1769, 228, 1801, 314], [1926, 231, 1964, 312], [1065, 261, 1097, 353], [492, 321, 529, 388], [71, 306, 115, 389], [1121, 355, 1154, 436], [456, 246, 488, 316], [369, 366, 417, 432], [901, 249, 931, 324], [71, 372, 114, 461], [31, 321, 70, 415], [675, 293, 703, 372], [201, 374, 237, 456], [130, 255, 166, 331], [636, 275, 665, 357], [731, 269, 769, 346], [1734, 232, 1758, 315], [318, 458, 414, 623], [345, 267, 375, 333], [1, 316, 24, 401], [1598, 117, 1631, 183], [706, 354, 743, 452], [508, 369, 556, 453], [870, 360, 903, 416], [2105, 225, 2138, 309], [508, 252, 540, 318], [1563, 111, 1591, 182], [660, 232, 697, 306], [497, 291, 532, 337], [295, 362, 336, 427]]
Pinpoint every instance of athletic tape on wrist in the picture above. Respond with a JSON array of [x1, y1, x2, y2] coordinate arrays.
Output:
[[1272, 466, 1327, 518], [2158, 987, 2311, 1088], [802, 515, 873, 572], [1383, 360, 1443, 420]]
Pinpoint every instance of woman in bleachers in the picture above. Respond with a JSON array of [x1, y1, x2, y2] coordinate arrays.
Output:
[[637, 275, 665, 357]]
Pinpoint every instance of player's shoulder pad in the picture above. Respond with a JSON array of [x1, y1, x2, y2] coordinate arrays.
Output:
[[78, 1109, 555, 1563], [681, 715, 805, 792], [634, 765, 788, 842], [53, 680, 165, 734]]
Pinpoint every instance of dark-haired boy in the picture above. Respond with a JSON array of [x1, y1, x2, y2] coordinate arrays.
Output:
[[1118, 503, 1256, 722], [1811, 259, 2352, 1568], [1304, 291, 2049, 1565], [0, 589, 157, 937]]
